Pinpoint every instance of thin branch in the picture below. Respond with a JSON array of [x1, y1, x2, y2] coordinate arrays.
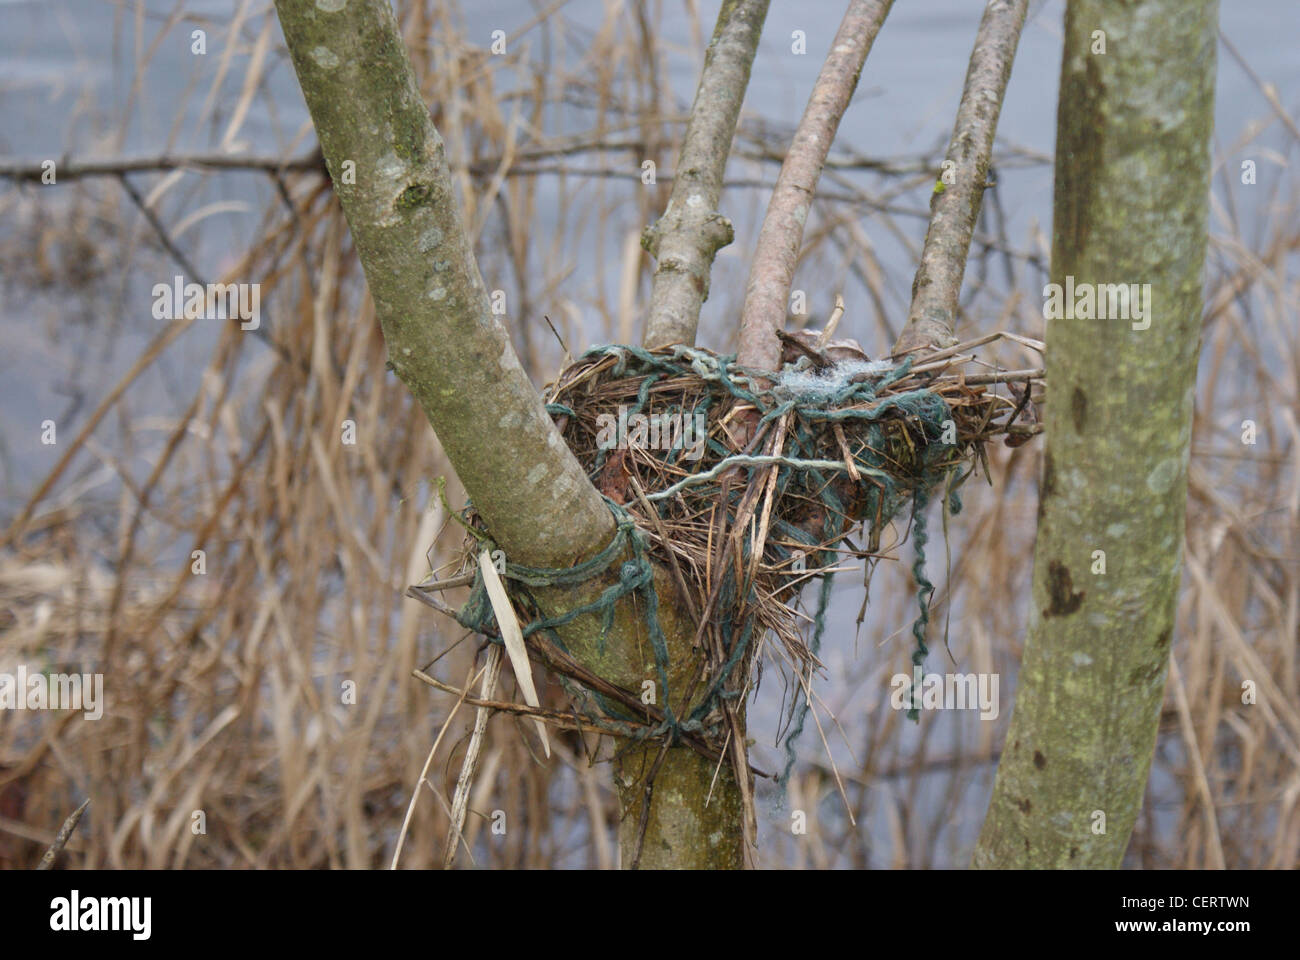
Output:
[[35, 799, 90, 870], [442, 645, 502, 869], [0, 151, 324, 181], [736, 0, 895, 376], [642, 0, 770, 348], [0, 142, 1048, 184], [893, 0, 1029, 357], [391, 662, 479, 870], [114, 174, 290, 360]]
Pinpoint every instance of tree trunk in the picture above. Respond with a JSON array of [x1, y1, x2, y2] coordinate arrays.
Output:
[[973, 0, 1218, 869], [273, 0, 747, 868]]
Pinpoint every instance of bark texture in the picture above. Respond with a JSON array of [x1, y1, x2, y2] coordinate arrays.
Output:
[[274, 0, 611, 569], [893, 0, 1028, 357], [642, 0, 769, 349], [274, 0, 745, 868], [973, 0, 1218, 869], [736, 0, 894, 375], [616, 742, 743, 869]]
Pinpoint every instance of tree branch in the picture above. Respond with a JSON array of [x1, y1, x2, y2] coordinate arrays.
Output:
[[35, 798, 90, 870], [0, 151, 324, 180], [273, 0, 611, 568], [893, 0, 1028, 357], [641, 0, 769, 349], [0, 142, 1040, 184], [735, 0, 894, 375]]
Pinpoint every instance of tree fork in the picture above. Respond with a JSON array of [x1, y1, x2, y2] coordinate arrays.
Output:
[[273, 0, 746, 868]]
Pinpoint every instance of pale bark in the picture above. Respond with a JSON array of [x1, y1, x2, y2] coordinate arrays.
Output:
[[973, 0, 1218, 869], [274, 0, 743, 868], [736, 0, 893, 375], [893, 0, 1028, 357], [273, 0, 609, 568], [642, 0, 770, 349]]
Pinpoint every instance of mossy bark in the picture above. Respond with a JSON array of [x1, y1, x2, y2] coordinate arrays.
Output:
[[274, 0, 611, 569], [274, 0, 745, 868], [615, 742, 744, 869], [542, 560, 746, 869], [973, 0, 1218, 869]]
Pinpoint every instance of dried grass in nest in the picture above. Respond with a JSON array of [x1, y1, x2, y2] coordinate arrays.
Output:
[[525, 336, 1045, 714], [421, 333, 1044, 786]]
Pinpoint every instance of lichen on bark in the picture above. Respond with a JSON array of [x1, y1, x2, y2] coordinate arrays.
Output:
[[973, 0, 1218, 870], [274, 0, 749, 868], [275, 0, 612, 569]]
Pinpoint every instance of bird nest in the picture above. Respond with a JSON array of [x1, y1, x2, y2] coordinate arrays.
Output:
[[418, 332, 1043, 770], [541, 335, 1042, 677]]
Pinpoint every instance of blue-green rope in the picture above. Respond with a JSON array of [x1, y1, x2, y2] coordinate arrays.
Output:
[[454, 343, 959, 769]]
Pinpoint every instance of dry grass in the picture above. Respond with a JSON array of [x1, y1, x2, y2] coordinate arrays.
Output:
[[0, 1, 1294, 869]]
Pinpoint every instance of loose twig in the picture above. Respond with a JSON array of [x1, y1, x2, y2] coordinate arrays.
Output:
[[36, 799, 90, 870], [442, 645, 503, 869], [392, 663, 480, 870], [894, 0, 1029, 357], [736, 0, 895, 376]]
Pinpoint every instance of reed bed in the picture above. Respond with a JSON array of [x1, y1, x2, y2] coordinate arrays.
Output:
[[0, 0, 1294, 870]]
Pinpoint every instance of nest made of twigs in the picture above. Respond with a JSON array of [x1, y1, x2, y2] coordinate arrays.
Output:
[[532, 335, 1044, 682]]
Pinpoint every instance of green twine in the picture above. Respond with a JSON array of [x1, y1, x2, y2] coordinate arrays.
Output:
[[905, 489, 935, 721], [452, 496, 723, 742], [779, 572, 835, 785], [452, 343, 959, 765]]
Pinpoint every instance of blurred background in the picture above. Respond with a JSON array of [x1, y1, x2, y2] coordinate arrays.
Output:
[[0, 0, 1296, 868]]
